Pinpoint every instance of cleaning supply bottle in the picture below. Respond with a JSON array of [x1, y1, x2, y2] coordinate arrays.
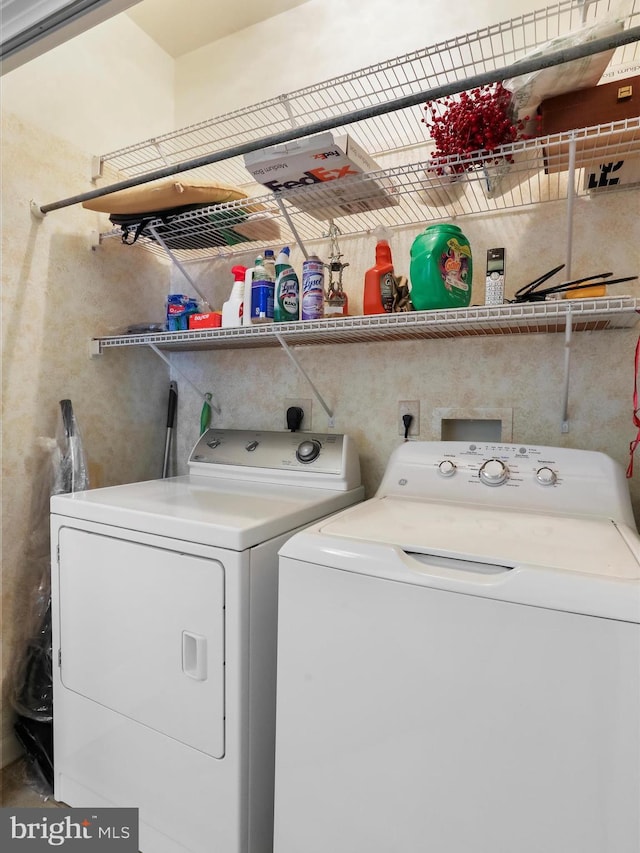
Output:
[[221, 265, 247, 328], [263, 248, 276, 281], [301, 255, 325, 320], [409, 224, 473, 310], [274, 247, 300, 322], [363, 239, 395, 315], [244, 255, 275, 324]]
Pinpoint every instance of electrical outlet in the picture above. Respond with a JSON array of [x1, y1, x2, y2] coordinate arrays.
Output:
[[284, 398, 312, 430], [398, 400, 420, 436]]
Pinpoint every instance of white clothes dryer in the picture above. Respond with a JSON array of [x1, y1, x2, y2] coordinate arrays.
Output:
[[274, 441, 640, 853], [50, 429, 363, 853]]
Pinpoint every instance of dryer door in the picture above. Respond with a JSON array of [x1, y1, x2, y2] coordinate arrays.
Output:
[[57, 527, 225, 758]]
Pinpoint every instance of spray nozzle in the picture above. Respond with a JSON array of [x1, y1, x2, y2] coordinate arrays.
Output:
[[232, 265, 247, 281]]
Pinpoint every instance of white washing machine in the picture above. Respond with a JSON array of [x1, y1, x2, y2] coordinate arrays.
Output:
[[274, 441, 640, 853], [50, 428, 363, 853]]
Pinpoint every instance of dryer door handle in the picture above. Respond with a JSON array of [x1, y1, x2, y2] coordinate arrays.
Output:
[[182, 631, 208, 681]]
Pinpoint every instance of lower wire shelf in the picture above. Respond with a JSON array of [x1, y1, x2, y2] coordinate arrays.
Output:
[[91, 296, 640, 355]]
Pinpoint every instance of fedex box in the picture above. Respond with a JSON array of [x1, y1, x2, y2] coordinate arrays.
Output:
[[243, 132, 398, 221]]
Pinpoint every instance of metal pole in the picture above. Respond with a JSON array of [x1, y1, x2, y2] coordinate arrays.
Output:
[[34, 26, 640, 216]]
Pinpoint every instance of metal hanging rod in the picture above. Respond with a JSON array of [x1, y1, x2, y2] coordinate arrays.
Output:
[[33, 25, 640, 217]]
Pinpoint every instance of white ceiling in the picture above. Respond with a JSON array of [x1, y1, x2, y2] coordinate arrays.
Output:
[[126, 0, 310, 59]]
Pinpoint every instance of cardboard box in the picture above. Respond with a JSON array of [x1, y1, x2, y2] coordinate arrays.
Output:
[[188, 312, 222, 330], [539, 76, 640, 173], [243, 131, 399, 220], [583, 154, 640, 192]]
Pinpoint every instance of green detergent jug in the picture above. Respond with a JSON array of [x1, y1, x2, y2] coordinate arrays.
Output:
[[409, 224, 473, 310]]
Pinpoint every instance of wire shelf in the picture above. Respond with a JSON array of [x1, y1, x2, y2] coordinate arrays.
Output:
[[91, 0, 640, 261], [92, 296, 640, 353], [102, 117, 640, 261], [98, 0, 640, 185]]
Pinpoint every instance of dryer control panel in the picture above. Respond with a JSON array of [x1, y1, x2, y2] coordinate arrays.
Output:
[[378, 441, 635, 526], [188, 429, 362, 491]]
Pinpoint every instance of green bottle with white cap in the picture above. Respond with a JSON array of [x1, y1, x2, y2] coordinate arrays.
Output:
[[409, 224, 473, 310], [274, 246, 300, 322]]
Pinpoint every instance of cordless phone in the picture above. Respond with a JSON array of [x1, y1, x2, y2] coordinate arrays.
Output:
[[485, 248, 505, 305]]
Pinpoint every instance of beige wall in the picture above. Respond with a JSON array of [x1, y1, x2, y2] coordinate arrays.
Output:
[[174, 0, 529, 122], [2, 14, 176, 152], [1, 16, 174, 767]]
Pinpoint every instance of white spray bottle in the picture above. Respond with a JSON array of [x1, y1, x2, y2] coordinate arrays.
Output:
[[221, 265, 247, 328]]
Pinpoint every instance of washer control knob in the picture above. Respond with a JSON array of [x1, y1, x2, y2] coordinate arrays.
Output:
[[438, 459, 457, 478], [245, 440, 259, 452], [206, 438, 221, 449], [296, 439, 321, 464], [479, 458, 509, 486], [536, 466, 557, 486]]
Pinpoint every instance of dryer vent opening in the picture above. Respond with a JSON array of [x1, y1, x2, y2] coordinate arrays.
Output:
[[441, 419, 502, 442]]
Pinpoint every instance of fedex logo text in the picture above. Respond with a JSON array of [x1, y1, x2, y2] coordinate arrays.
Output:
[[264, 165, 360, 191]]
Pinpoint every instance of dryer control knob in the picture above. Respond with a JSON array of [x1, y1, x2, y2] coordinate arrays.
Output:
[[536, 466, 557, 486], [245, 440, 259, 452], [438, 460, 457, 477], [479, 458, 509, 486], [206, 438, 221, 449], [296, 439, 321, 464]]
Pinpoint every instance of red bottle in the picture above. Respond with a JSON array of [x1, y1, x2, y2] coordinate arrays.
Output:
[[363, 240, 395, 314]]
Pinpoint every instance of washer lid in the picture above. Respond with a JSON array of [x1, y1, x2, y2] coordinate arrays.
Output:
[[51, 475, 364, 550], [280, 496, 640, 621], [317, 496, 640, 580]]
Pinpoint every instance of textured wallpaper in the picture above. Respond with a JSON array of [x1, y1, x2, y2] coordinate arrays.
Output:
[[1, 111, 171, 767]]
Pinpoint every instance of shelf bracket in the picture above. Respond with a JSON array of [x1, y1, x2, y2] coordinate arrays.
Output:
[[90, 155, 103, 183], [147, 225, 211, 308], [274, 333, 334, 425], [276, 198, 310, 260], [148, 343, 221, 415], [561, 134, 578, 433], [565, 135, 578, 279], [561, 305, 573, 434], [30, 200, 46, 220], [278, 93, 299, 129]]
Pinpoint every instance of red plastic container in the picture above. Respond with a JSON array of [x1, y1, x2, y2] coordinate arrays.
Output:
[[363, 240, 394, 315]]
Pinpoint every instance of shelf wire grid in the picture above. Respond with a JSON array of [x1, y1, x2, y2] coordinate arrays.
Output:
[[97, 0, 639, 194], [93, 296, 640, 354], [102, 116, 640, 262]]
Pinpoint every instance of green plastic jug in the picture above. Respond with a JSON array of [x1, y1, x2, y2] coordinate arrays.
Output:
[[409, 224, 473, 310]]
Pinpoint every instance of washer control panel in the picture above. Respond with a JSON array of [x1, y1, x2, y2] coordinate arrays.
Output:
[[433, 443, 562, 490], [380, 441, 634, 523]]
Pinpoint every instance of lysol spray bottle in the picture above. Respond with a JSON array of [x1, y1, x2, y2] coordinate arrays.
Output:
[[301, 255, 325, 321], [274, 246, 300, 322]]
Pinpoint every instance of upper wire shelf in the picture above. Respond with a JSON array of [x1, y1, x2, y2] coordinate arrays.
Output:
[[92, 0, 640, 261], [101, 117, 640, 261], [98, 0, 639, 181]]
